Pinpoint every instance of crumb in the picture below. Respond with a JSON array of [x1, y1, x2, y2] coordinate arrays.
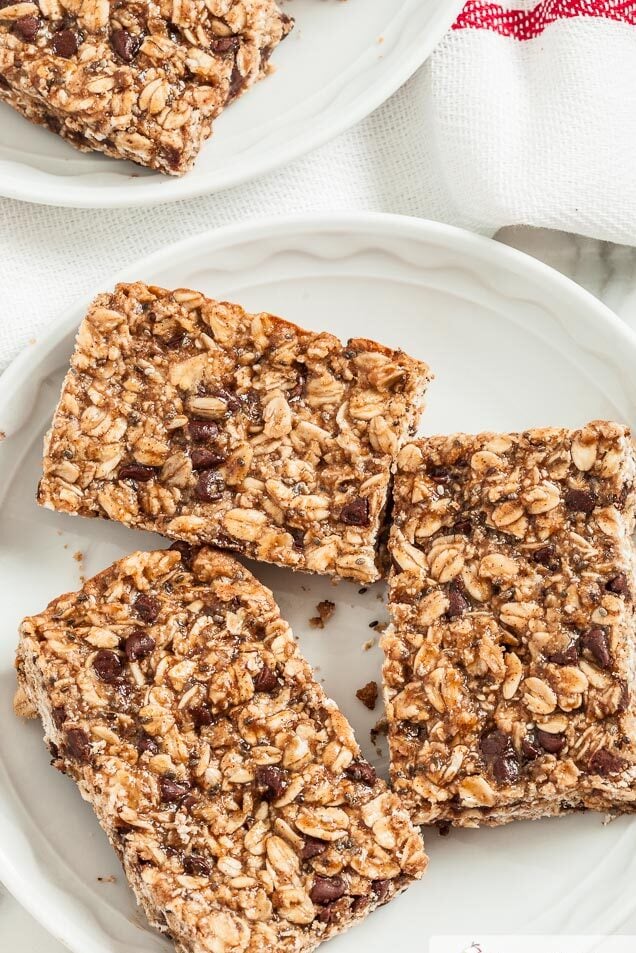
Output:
[[370, 717, 388, 747], [97, 874, 117, 883], [0, 431, 5, 442], [358, 587, 368, 595], [356, 681, 378, 711], [309, 600, 336, 629], [437, 822, 451, 838], [362, 638, 375, 652], [73, 551, 83, 563], [376, 593, 383, 602]]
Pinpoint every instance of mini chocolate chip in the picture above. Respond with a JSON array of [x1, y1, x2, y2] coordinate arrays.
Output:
[[344, 760, 377, 786], [521, 735, 542, 760], [253, 664, 279, 693], [194, 470, 224, 502], [548, 641, 579, 666], [191, 448, 226, 471], [254, 765, 288, 801], [310, 875, 346, 905], [210, 35, 239, 54], [189, 419, 219, 443], [137, 732, 158, 755], [447, 584, 468, 618], [339, 497, 370, 527], [51, 28, 79, 58], [300, 836, 328, 861], [118, 463, 156, 482], [480, 729, 519, 784], [183, 854, 210, 876], [93, 649, 123, 683], [227, 64, 245, 101], [66, 727, 91, 762], [588, 748, 624, 776], [453, 519, 472, 535], [428, 466, 451, 484], [536, 730, 566, 754], [371, 879, 390, 904], [134, 593, 160, 623], [110, 27, 141, 62], [125, 630, 155, 661], [287, 526, 305, 550], [532, 544, 558, 568], [606, 573, 630, 597], [564, 488, 596, 513], [169, 540, 194, 569], [580, 627, 611, 670], [191, 705, 214, 728], [52, 706, 67, 729], [14, 15, 40, 40], [159, 777, 190, 802]]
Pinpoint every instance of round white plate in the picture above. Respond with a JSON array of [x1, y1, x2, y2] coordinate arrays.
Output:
[[0, 0, 461, 209], [2, 214, 636, 953]]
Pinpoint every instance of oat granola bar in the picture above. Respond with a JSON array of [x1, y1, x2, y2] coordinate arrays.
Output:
[[0, 0, 292, 175], [16, 547, 427, 952], [38, 282, 431, 584], [382, 421, 636, 827]]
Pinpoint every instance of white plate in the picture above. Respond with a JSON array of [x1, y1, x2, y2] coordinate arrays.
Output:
[[0, 0, 460, 209], [2, 214, 636, 953]]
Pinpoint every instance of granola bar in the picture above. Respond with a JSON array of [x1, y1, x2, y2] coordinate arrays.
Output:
[[382, 421, 636, 827], [0, 0, 292, 175], [38, 282, 431, 584], [16, 547, 428, 952]]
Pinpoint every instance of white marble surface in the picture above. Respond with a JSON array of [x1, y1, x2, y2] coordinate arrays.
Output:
[[3, 225, 636, 951]]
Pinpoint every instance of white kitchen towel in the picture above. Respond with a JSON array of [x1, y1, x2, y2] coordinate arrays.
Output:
[[3, 0, 636, 371]]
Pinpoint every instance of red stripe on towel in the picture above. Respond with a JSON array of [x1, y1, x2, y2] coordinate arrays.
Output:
[[453, 0, 636, 38]]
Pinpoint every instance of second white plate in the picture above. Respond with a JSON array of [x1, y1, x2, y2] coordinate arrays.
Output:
[[2, 215, 636, 952], [0, 0, 461, 209]]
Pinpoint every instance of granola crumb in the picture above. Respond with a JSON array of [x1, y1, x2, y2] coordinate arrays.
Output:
[[309, 600, 336, 629], [0, 431, 5, 442], [370, 717, 388, 747], [97, 874, 117, 883], [362, 638, 375, 652], [356, 681, 378, 711]]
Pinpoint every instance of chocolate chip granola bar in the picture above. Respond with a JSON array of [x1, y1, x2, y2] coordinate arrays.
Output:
[[382, 421, 636, 827], [38, 282, 431, 584], [15, 547, 427, 952], [0, 0, 292, 175]]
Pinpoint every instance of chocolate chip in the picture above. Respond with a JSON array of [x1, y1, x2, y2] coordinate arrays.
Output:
[[194, 470, 224, 502], [606, 573, 630, 598], [300, 837, 328, 861], [189, 419, 219, 443], [453, 519, 472, 535], [183, 854, 211, 876], [52, 706, 66, 729], [14, 15, 40, 40], [93, 650, 123, 683], [480, 729, 519, 784], [287, 526, 305, 550], [521, 735, 542, 760], [564, 488, 596, 513], [118, 463, 156, 482], [191, 448, 226, 471], [111, 28, 141, 62], [210, 35, 239, 54], [428, 466, 451, 484], [134, 593, 160, 623], [190, 705, 214, 728], [344, 760, 377, 786], [310, 875, 346, 905], [253, 664, 279, 693], [51, 28, 79, 57], [227, 64, 245, 101], [371, 879, 390, 904], [168, 540, 194, 569], [447, 584, 468, 618], [158, 777, 190, 802], [580, 627, 611, 670], [254, 765, 288, 801], [536, 730, 566, 754], [66, 727, 91, 762], [125, 630, 155, 661], [339, 497, 370, 527], [137, 732, 158, 755], [315, 903, 338, 925], [548, 641, 579, 666], [289, 363, 307, 401], [532, 545, 558, 568], [588, 748, 624, 776]]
